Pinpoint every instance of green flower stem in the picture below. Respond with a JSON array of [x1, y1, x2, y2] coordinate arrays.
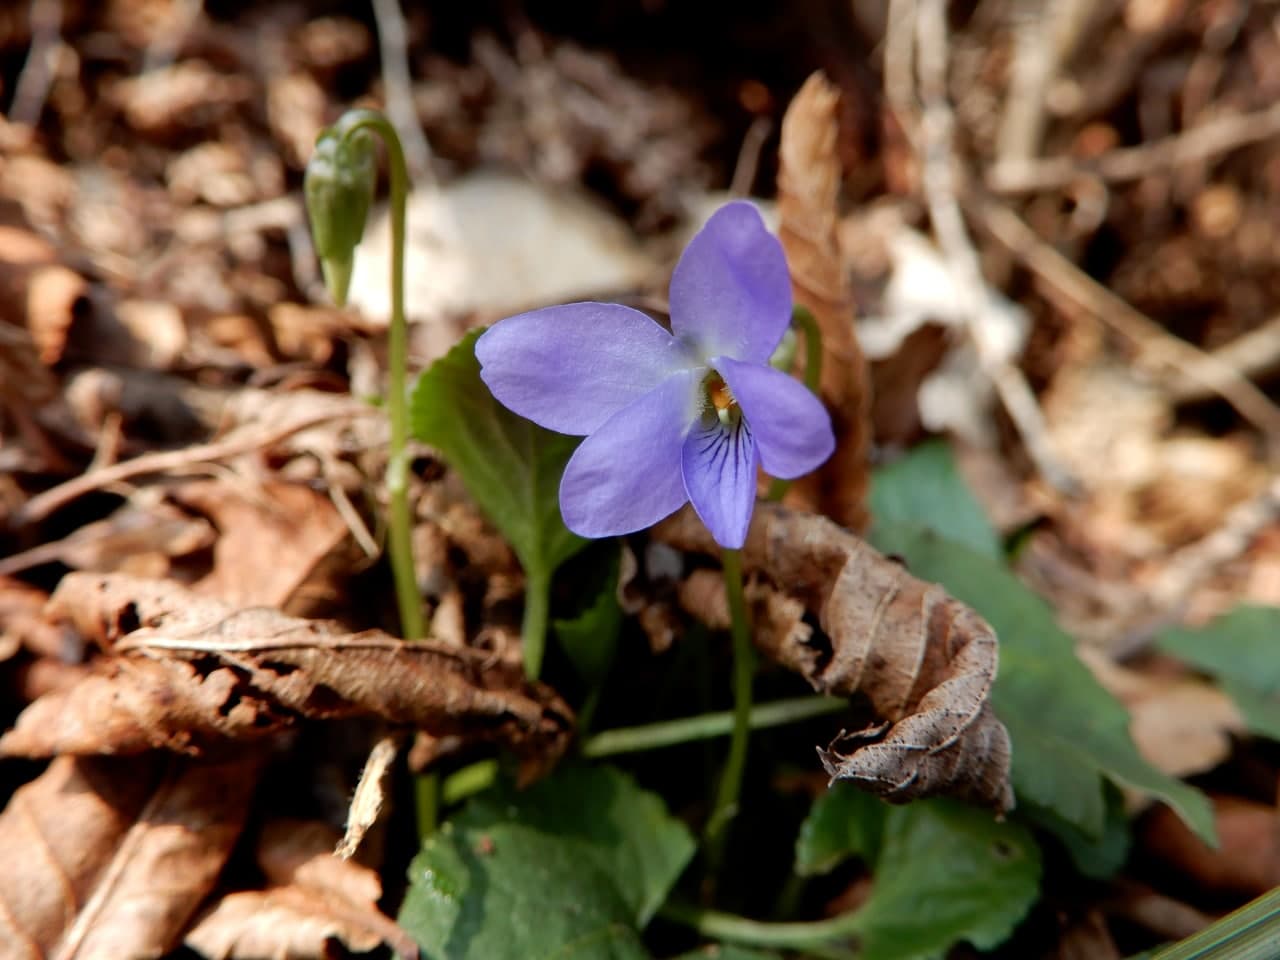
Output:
[[704, 547, 755, 846], [1149, 885, 1280, 960], [768, 304, 824, 502], [659, 900, 860, 959], [333, 109, 424, 642], [414, 773, 439, 838], [441, 758, 500, 806], [580, 695, 846, 757], [522, 567, 552, 679]]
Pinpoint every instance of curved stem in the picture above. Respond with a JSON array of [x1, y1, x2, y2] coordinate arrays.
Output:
[[704, 548, 754, 848], [768, 305, 824, 502], [659, 900, 860, 958], [338, 110, 424, 642], [580, 696, 846, 758]]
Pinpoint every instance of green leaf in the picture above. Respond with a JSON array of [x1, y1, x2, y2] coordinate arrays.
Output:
[[869, 524, 1215, 847], [1157, 606, 1280, 741], [411, 328, 587, 583], [846, 799, 1041, 960], [794, 782, 886, 876], [400, 764, 696, 960], [1020, 782, 1131, 879], [668, 948, 782, 960], [1223, 681, 1280, 741], [554, 546, 623, 690], [869, 441, 1002, 559]]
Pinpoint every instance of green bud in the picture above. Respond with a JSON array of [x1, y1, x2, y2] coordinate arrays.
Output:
[[304, 127, 376, 306]]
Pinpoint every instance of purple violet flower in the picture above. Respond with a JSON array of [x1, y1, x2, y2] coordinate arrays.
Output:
[[475, 201, 835, 549]]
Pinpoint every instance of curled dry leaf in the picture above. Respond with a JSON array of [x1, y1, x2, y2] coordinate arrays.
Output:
[[776, 72, 872, 533], [184, 818, 418, 960], [0, 752, 264, 960], [658, 503, 1013, 811], [0, 573, 572, 778]]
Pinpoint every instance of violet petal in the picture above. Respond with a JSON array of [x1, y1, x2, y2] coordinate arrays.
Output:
[[715, 355, 835, 480], [681, 412, 759, 549], [559, 370, 699, 537], [476, 302, 687, 436], [669, 202, 792, 364]]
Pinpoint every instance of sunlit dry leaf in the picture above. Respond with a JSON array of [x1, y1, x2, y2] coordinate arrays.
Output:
[[109, 61, 253, 135], [186, 816, 418, 959], [173, 480, 356, 614], [335, 735, 399, 860], [0, 575, 64, 661], [1079, 648, 1243, 779], [185, 887, 413, 960], [658, 503, 1013, 811], [0, 752, 263, 960], [2, 573, 571, 776], [776, 72, 872, 533], [0, 258, 89, 368]]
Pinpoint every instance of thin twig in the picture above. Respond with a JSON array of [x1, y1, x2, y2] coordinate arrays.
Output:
[[369, 0, 434, 183], [14, 406, 376, 526], [994, 0, 1098, 173], [914, 0, 1077, 491], [989, 100, 1280, 194], [976, 199, 1280, 452], [729, 115, 773, 198], [1166, 315, 1280, 404], [9, 0, 62, 128]]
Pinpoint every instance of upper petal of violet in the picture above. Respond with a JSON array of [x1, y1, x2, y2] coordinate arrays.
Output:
[[476, 302, 688, 436], [668, 201, 792, 364], [715, 355, 834, 480], [558, 370, 700, 538]]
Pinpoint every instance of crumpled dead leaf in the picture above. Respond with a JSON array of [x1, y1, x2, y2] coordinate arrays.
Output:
[[658, 503, 1013, 811], [776, 72, 872, 533], [184, 818, 418, 960], [0, 751, 264, 960], [0, 573, 572, 779]]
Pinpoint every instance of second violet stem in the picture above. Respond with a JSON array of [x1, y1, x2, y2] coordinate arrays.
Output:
[[705, 547, 755, 850], [768, 305, 824, 503], [333, 110, 424, 643]]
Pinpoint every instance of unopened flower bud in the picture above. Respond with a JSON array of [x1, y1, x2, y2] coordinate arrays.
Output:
[[304, 128, 376, 306]]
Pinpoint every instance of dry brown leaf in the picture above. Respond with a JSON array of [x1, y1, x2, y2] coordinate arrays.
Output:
[[658, 503, 1013, 811], [185, 816, 417, 959], [0, 575, 64, 661], [0, 500, 215, 580], [0, 752, 263, 960], [184, 887, 410, 960], [1079, 648, 1243, 779], [776, 72, 872, 533], [1140, 795, 1280, 898], [1, 573, 571, 776], [173, 480, 357, 614]]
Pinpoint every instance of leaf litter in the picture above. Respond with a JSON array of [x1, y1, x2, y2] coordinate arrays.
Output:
[[1, 2, 1279, 958]]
